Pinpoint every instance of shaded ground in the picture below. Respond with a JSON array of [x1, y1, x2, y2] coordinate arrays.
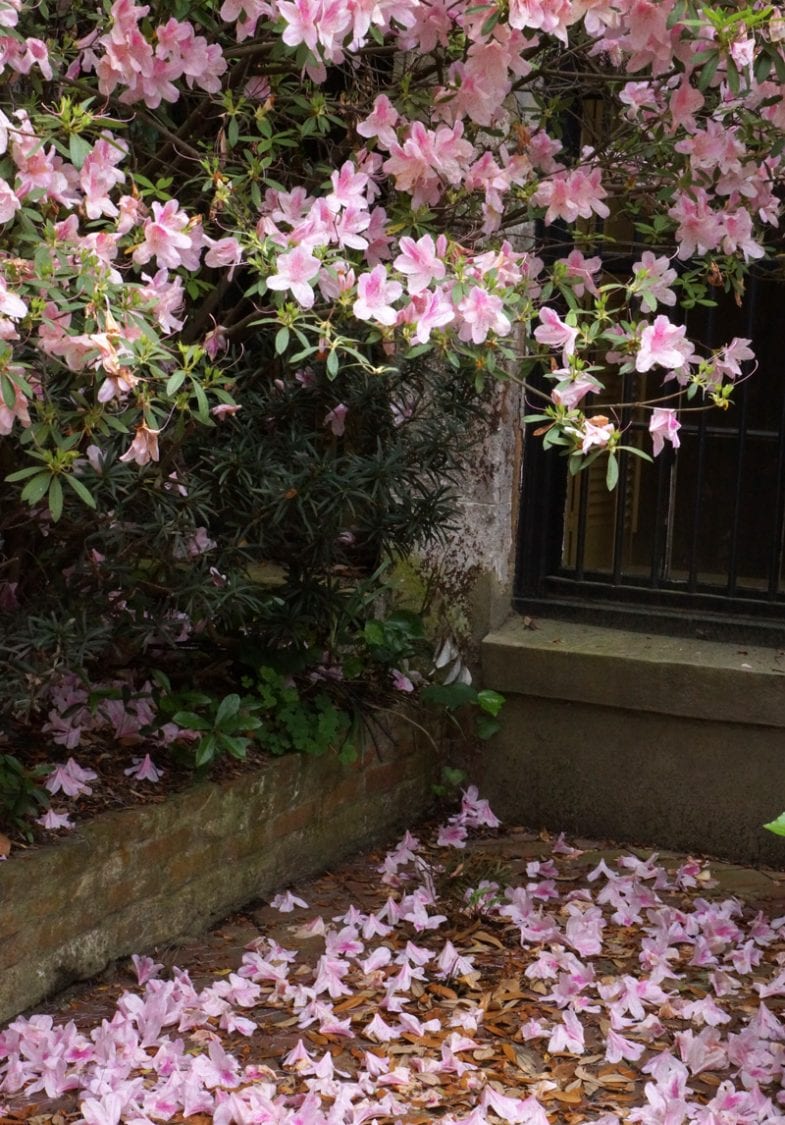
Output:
[[4, 798, 785, 1124]]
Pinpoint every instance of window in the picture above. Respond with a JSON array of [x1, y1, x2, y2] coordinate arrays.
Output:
[[515, 270, 785, 642]]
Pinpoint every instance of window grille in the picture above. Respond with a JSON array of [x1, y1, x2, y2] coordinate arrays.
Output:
[[515, 270, 785, 642]]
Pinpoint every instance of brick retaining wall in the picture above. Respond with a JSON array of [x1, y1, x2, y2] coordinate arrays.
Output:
[[0, 726, 436, 1023]]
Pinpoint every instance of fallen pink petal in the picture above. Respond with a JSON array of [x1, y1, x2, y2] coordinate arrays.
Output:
[[123, 754, 164, 783], [6, 796, 785, 1125], [34, 808, 75, 830]]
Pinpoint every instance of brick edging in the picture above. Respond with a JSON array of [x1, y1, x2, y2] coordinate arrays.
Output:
[[0, 727, 437, 1022]]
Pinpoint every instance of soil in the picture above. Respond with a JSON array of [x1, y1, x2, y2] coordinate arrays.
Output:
[[0, 730, 277, 855]]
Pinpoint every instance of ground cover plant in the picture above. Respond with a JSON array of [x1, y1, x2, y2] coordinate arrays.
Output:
[[1, 0, 785, 829], [4, 790, 785, 1124]]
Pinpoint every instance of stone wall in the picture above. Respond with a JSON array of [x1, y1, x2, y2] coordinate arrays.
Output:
[[479, 616, 785, 867], [0, 726, 437, 1023]]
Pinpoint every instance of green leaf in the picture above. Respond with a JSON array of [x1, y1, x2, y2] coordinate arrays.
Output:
[[21, 472, 52, 506], [755, 48, 774, 84], [218, 733, 248, 759], [64, 473, 97, 508], [476, 689, 505, 716], [171, 710, 212, 731], [215, 693, 241, 726], [195, 735, 216, 768], [48, 477, 63, 522], [421, 682, 476, 710], [0, 373, 17, 410], [166, 370, 186, 396], [480, 10, 499, 34], [763, 812, 785, 836], [606, 453, 619, 491], [6, 465, 46, 482], [697, 50, 721, 90], [68, 134, 92, 170], [725, 57, 741, 96], [386, 610, 425, 636], [476, 715, 501, 740], [363, 621, 385, 646], [192, 381, 211, 424], [275, 326, 290, 355], [338, 740, 357, 764], [326, 350, 339, 378]]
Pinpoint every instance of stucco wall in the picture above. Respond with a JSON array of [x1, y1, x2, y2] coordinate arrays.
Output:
[[479, 616, 785, 866]]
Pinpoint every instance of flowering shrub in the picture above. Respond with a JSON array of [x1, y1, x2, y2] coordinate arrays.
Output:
[[0, 0, 783, 805]]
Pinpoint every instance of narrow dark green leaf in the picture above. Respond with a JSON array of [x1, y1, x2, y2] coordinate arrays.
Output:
[[64, 473, 97, 508], [48, 476, 64, 522]]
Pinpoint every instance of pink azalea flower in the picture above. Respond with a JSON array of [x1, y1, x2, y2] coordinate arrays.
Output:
[[131, 953, 164, 985], [564, 903, 605, 956], [324, 403, 349, 436], [353, 265, 403, 325], [459, 785, 501, 828], [534, 306, 579, 362], [408, 287, 455, 344], [547, 1009, 585, 1054], [391, 668, 414, 692], [204, 236, 243, 278], [124, 753, 164, 782], [269, 889, 309, 912], [457, 286, 511, 344], [0, 278, 27, 321], [44, 757, 98, 798], [133, 200, 198, 270], [325, 160, 369, 213], [365, 1013, 401, 1042], [267, 245, 321, 308], [0, 178, 21, 224], [436, 940, 475, 978], [80, 1092, 124, 1125], [313, 953, 352, 998], [119, 423, 161, 467], [631, 252, 678, 312], [605, 1028, 645, 1064], [35, 808, 75, 830], [565, 414, 615, 455], [356, 95, 400, 149], [668, 188, 723, 259], [481, 1086, 550, 1124], [675, 1027, 728, 1074], [562, 249, 602, 297], [649, 408, 681, 457], [552, 832, 583, 856], [714, 337, 754, 382], [393, 233, 446, 294], [211, 402, 241, 419], [283, 1039, 313, 1067], [437, 823, 468, 848], [551, 373, 601, 409]]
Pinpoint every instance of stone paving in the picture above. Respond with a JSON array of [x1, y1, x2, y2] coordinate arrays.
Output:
[[5, 810, 785, 1124]]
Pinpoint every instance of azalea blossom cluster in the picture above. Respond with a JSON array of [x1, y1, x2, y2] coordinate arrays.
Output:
[[5, 790, 785, 1125], [2, 0, 785, 755], [0, 0, 779, 527]]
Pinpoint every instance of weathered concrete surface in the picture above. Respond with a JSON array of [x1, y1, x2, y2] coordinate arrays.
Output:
[[480, 617, 785, 867], [413, 382, 524, 646], [0, 729, 437, 1023]]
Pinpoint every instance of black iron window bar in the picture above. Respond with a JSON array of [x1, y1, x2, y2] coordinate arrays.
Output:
[[515, 264, 785, 643]]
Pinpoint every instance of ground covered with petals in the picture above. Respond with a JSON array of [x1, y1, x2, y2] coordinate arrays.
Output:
[[4, 792, 785, 1125]]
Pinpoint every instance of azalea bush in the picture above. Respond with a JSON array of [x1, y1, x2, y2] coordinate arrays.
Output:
[[1, 0, 784, 822]]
